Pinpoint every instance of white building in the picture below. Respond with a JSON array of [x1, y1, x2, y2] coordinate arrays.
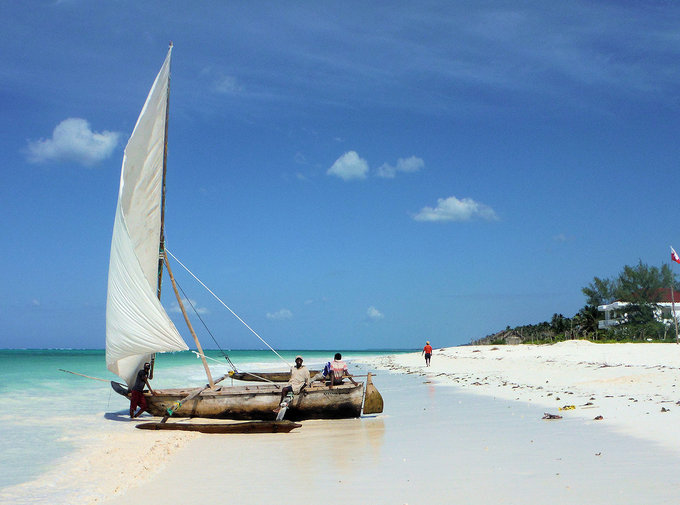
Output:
[[597, 289, 680, 329]]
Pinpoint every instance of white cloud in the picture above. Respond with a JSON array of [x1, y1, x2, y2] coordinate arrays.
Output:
[[214, 75, 243, 94], [328, 152, 425, 180], [366, 306, 384, 320], [170, 298, 209, 315], [304, 297, 327, 305], [376, 156, 425, 178], [294, 152, 307, 165], [267, 308, 293, 320], [414, 196, 498, 222], [201, 66, 243, 94], [26, 118, 120, 167], [327, 151, 369, 181]]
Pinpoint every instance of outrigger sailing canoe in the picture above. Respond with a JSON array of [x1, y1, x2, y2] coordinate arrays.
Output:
[[105, 45, 383, 421]]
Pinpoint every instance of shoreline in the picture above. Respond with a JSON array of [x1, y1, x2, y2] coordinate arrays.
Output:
[[363, 340, 680, 453], [4, 341, 680, 504], [0, 419, 199, 505]]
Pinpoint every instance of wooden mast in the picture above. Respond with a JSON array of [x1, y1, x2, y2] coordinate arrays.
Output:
[[157, 41, 173, 300], [164, 254, 215, 387], [151, 42, 213, 387], [151, 42, 174, 380]]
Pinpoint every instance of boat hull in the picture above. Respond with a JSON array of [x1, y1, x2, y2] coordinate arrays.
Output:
[[138, 383, 364, 421]]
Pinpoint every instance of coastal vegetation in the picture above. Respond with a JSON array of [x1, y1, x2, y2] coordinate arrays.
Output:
[[472, 261, 680, 345]]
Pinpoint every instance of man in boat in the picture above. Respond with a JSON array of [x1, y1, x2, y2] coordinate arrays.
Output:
[[422, 341, 433, 367], [129, 362, 157, 418], [310, 353, 358, 387], [274, 355, 310, 412], [313, 353, 358, 388]]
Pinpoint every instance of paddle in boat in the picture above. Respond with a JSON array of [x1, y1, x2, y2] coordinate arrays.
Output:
[[105, 44, 383, 423]]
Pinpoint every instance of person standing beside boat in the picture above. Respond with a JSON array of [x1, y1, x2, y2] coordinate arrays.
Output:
[[422, 341, 433, 367], [129, 362, 157, 418], [275, 356, 310, 411]]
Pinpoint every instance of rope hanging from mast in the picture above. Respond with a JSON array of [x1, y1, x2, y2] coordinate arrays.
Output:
[[174, 276, 238, 371], [189, 352, 276, 383], [165, 248, 292, 368]]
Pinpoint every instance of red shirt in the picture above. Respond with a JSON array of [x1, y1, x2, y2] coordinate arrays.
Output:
[[423, 345, 433, 354]]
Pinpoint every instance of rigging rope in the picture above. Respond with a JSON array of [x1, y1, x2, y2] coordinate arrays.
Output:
[[174, 276, 238, 371], [166, 248, 291, 368], [190, 352, 276, 383], [192, 351, 228, 365]]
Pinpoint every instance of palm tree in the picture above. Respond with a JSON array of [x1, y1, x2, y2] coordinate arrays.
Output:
[[574, 305, 599, 339]]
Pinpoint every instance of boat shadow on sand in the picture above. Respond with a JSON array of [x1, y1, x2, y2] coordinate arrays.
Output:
[[104, 411, 154, 423]]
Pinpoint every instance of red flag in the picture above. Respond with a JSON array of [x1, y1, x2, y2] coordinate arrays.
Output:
[[672, 246, 680, 264]]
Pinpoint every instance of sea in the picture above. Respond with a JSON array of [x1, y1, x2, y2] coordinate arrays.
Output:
[[0, 348, 406, 491]]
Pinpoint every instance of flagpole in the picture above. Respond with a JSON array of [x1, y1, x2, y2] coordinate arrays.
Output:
[[670, 247, 679, 344], [672, 278, 679, 344]]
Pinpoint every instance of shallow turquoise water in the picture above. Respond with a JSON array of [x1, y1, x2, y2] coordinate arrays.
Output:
[[0, 348, 407, 489]]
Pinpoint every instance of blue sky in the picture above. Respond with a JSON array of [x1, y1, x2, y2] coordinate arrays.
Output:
[[2, 1, 680, 350]]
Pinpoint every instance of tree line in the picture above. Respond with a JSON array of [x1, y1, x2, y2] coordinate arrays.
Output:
[[471, 261, 680, 345]]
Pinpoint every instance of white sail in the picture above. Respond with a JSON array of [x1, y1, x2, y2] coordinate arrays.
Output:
[[106, 46, 188, 387]]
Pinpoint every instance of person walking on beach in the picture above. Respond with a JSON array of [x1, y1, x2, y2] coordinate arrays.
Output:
[[275, 355, 310, 412], [129, 362, 156, 418], [422, 341, 433, 367]]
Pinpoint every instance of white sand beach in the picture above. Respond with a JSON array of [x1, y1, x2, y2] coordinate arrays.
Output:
[[373, 340, 680, 452], [4, 341, 680, 505]]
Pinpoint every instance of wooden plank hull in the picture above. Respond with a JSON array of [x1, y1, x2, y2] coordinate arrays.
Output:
[[135, 420, 301, 433], [141, 383, 364, 420]]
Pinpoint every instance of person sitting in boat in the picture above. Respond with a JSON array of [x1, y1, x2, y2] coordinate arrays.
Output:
[[310, 353, 358, 386], [329, 353, 358, 387], [309, 365, 328, 385], [275, 355, 310, 412], [326, 353, 359, 387], [129, 362, 157, 418]]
